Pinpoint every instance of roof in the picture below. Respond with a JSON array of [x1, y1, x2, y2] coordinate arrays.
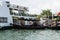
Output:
[[57, 12, 60, 16]]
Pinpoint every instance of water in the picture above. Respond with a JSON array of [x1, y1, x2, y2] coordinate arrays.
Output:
[[0, 29, 60, 40]]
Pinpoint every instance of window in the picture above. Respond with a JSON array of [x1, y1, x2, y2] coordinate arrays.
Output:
[[7, 4, 10, 7], [6, 1, 9, 3], [9, 8, 13, 10], [19, 13, 21, 16], [14, 12, 18, 15], [17, 6, 19, 8], [0, 17, 8, 23], [20, 10, 24, 13]]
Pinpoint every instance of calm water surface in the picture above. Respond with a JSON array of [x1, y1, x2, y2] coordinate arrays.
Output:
[[0, 29, 60, 40]]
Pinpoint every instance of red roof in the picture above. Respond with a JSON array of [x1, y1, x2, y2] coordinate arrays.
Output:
[[57, 12, 60, 16]]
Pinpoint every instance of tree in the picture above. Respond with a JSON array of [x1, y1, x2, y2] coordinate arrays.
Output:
[[41, 9, 52, 18]]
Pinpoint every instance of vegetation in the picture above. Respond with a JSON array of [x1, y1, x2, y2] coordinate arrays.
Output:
[[40, 9, 52, 18]]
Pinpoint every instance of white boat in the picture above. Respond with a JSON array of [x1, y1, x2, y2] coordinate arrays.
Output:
[[0, 0, 36, 28], [0, 0, 13, 28]]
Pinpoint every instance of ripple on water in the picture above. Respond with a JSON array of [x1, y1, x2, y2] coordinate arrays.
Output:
[[0, 30, 60, 40]]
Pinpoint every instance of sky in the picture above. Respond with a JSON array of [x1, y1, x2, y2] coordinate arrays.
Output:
[[5, 0, 60, 14]]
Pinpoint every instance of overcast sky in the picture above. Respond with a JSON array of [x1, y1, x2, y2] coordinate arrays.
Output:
[[6, 0, 60, 14]]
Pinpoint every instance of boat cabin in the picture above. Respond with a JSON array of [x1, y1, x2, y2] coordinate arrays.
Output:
[[0, 0, 37, 28]]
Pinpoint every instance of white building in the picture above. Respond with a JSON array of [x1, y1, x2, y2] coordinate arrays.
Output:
[[0, 0, 36, 28]]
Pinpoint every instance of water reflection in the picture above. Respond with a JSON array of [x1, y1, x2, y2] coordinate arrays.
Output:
[[0, 30, 60, 40]]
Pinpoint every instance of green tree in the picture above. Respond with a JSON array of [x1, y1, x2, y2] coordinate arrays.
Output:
[[41, 9, 52, 18]]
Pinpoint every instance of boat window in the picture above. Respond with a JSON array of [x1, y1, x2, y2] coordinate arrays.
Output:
[[6, 1, 10, 7], [7, 4, 10, 7], [6, 1, 9, 3], [0, 17, 8, 23]]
